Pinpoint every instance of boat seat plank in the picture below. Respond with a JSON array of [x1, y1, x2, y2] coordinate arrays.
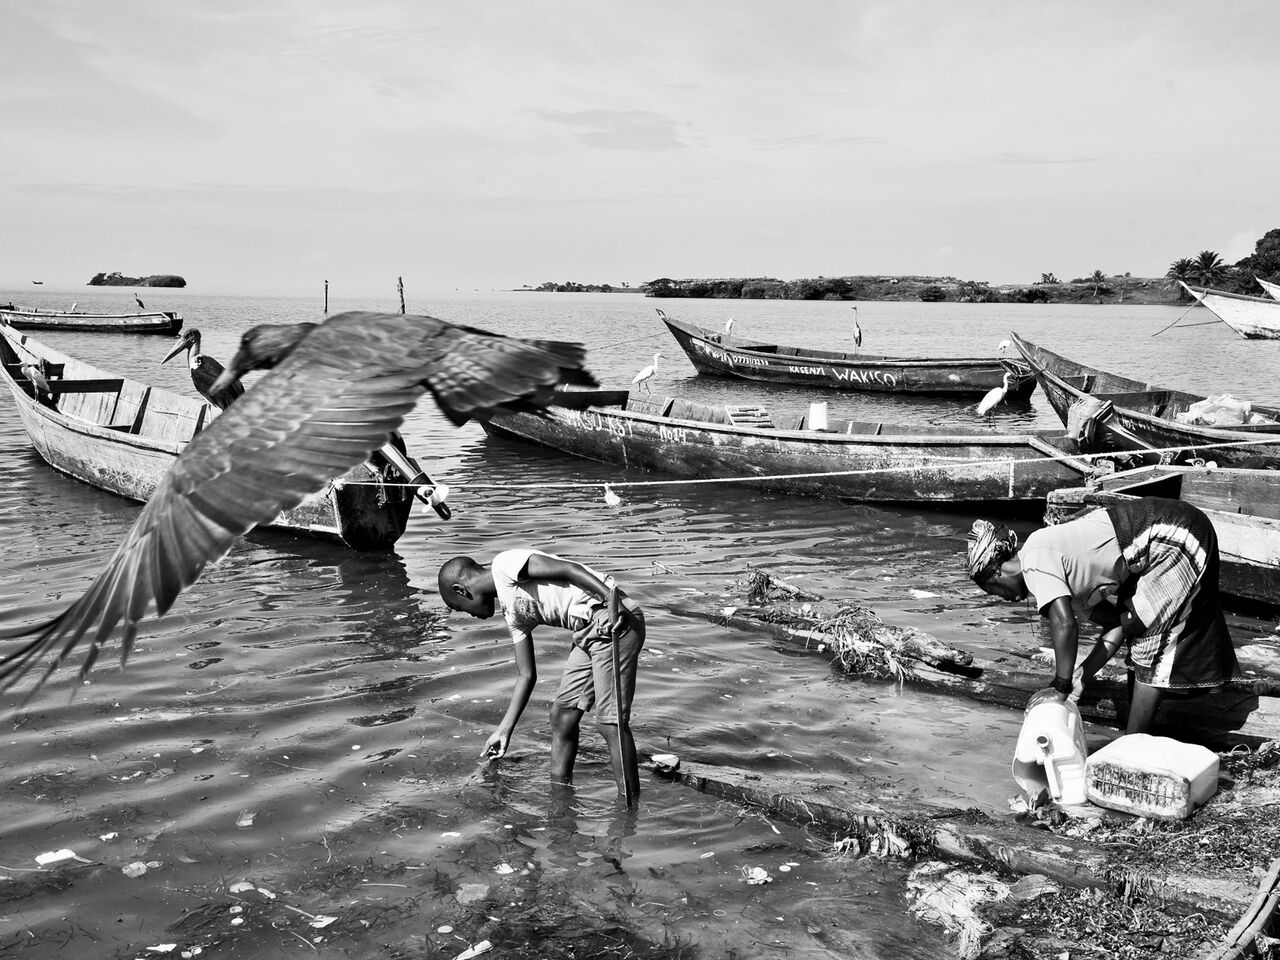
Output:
[[48, 378, 125, 395], [724, 405, 774, 428]]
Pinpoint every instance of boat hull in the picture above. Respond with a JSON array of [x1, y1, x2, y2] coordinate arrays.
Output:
[[1182, 283, 1280, 339], [0, 328, 412, 550], [660, 312, 1035, 397], [1012, 332, 1280, 469], [0, 307, 183, 334], [484, 389, 1091, 508]]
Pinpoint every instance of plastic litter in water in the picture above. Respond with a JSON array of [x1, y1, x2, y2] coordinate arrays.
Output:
[[122, 861, 148, 878], [235, 810, 255, 828], [309, 916, 337, 929], [228, 881, 254, 894], [494, 863, 515, 875], [99, 832, 118, 842], [146, 946, 177, 954], [454, 941, 492, 960], [437, 925, 454, 934], [35, 849, 90, 866], [741, 866, 772, 885]]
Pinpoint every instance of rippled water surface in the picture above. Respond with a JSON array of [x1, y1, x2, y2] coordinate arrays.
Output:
[[1, 287, 1277, 958]]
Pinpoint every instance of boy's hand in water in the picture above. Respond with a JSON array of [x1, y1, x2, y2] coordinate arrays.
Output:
[[482, 729, 510, 759]]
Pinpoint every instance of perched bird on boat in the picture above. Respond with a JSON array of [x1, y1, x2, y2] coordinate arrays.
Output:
[[69, 302, 78, 313], [631, 352, 663, 395], [135, 295, 145, 309], [977, 372, 1014, 416], [161, 327, 245, 409], [0, 311, 596, 693], [852, 307, 862, 354], [996, 339, 1012, 358], [19, 363, 52, 403], [725, 317, 735, 335]]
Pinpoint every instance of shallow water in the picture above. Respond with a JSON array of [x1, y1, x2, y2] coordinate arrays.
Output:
[[0, 287, 1277, 958]]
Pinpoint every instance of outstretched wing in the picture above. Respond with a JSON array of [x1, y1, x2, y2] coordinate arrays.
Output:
[[0, 311, 594, 692]]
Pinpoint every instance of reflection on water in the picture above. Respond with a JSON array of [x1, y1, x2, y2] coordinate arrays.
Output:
[[0, 288, 1276, 956]]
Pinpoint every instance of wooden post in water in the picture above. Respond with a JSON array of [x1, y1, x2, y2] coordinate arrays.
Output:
[[398, 277, 405, 314], [323, 280, 329, 314]]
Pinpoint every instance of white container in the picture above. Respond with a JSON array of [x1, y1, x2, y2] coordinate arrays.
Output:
[[807, 401, 829, 431], [1085, 734, 1219, 820], [1012, 700, 1088, 805]]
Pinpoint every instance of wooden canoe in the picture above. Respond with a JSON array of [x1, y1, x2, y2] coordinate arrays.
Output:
[[1180, 281, 1280, 339], [1045, 463, 1280, 609], [0, 304, 183, 334], [0, 327, 414, 550], [1257, 276, 1280, 301], [1011, 331, 1280, 469], [482, 387, 1095, 509], [659, 309, 1037, 397]]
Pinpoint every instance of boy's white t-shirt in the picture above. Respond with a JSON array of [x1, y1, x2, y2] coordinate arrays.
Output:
[[492, 548, 605, 644]]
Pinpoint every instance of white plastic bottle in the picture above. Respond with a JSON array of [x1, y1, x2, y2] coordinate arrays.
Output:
[[1012, 699, 1088, 805]]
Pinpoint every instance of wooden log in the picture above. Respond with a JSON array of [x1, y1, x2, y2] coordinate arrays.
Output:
[[669, 602, 1280, 749], [652, 757, 1255, 921]]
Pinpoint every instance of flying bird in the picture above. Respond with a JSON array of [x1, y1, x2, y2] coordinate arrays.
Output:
[[631, 352, 663, 395], [161, 328, 245, 409], [0, 311, 595, 693], [135, 294, 146, 309], [977, 372, 1014, 416]]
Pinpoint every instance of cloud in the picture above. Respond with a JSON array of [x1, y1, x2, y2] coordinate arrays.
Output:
[[531, 109, 687, 151]]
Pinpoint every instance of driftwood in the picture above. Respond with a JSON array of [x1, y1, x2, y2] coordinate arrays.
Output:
[[1202, 858, 1280, 960], [648, 757, 1255, 922], [669, 572, 1280, 749]]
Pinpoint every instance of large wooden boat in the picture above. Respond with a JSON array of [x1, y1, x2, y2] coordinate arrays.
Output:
[[1045, 463, 1280, 609], [1258, 276, 1280, 301], [658, 309, 1036, 397], [0, 303, 183, 334], [483, 387, 1094, 508], [0, 327, 414, 550], [1179, 281, 1280, 339], [1011, 331, 1280, 469]]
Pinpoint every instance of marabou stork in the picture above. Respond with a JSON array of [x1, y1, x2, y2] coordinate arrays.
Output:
[[162, 328, 244, 409], [0, 311, 596, 692], [135, 294, 146, 310]]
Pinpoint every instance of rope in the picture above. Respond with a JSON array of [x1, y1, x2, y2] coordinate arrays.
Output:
[[344, 433, 1280, 492]]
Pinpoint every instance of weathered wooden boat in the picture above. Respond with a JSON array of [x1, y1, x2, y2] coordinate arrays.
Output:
[[1179, 280, 1280, 339], [1011, 331, 1280, 469], [483, 387, 1095, 508], [1045, 463, 1280, 610], [0, 304, 183, 334], [658, 309, 1037, 397], [0, 327, 414, 550], [1258, 276, 1280, 301]]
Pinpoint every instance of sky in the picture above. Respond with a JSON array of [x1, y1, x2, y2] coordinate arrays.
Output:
[[2, 0, 1278, 296]]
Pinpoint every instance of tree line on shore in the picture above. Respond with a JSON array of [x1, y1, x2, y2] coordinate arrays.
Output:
[[634, 228, 1280, 303]]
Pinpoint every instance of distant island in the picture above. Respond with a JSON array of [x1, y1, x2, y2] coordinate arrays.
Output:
[[89, 271, 186, 288], [637, 274, 1184, 305], [517, 280, 642, 293]]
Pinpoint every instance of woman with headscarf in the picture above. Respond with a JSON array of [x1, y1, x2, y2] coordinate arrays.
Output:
[[966, 497, 1238, 733]]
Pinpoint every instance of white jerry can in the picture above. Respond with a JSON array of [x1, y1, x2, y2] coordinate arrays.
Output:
[[1012, 700, 1089, 805], [1085, 734, 1219, 820]]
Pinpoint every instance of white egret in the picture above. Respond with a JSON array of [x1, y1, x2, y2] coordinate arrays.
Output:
[[852, 307, 862, 354], [997, 339, 1012, 358], [977, 372, 1014, 416], [632, 352, 664, 395], [725, 317, 735, 335]]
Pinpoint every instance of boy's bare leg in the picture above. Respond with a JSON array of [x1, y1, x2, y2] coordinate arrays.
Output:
[[549, 704, 583, 784]]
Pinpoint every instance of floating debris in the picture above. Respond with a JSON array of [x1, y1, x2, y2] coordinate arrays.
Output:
[[122, 861, 148, 878], [35, 849, 90, 867], [99, 832, 118, 842], [651, 753, 680, 774], [493, 863, 515, 875], [309, 916, 337, 929], [454, 940, 492, 959], [228, 881, 254, 894], [740, 866, 772, 885], [235, 810, 255, 828]]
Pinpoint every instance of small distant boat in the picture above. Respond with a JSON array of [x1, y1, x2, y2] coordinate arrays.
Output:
[[1046, 462, 1280, 609], [1011, 332, 1280, 469], [0, 327, 414, 550], [31, 281, 43, 285], [1179, 281, 1280, 339], [483, 387, 1093, 509], [1258, 276, 1280, 301], [658, 309, 1036, 398], [0, 304, 182, 334]]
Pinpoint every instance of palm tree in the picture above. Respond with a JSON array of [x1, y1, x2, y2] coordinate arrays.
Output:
[[1191, 250, 1229, 289], [1166, 258, 1194, 283], [1089, 270, 1106, 297]]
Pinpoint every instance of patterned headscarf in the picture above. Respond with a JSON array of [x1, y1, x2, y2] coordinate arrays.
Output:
[[966, 519, 1019, 584]]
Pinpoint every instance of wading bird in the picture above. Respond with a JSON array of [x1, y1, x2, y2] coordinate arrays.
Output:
[[0, 311, 595, 693], [977, 372, 1014, 416], [19, 363, 52, 403], [631, 352, 663, 395], [162, 328, 245, 409], [135, 294, 146, 309]]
